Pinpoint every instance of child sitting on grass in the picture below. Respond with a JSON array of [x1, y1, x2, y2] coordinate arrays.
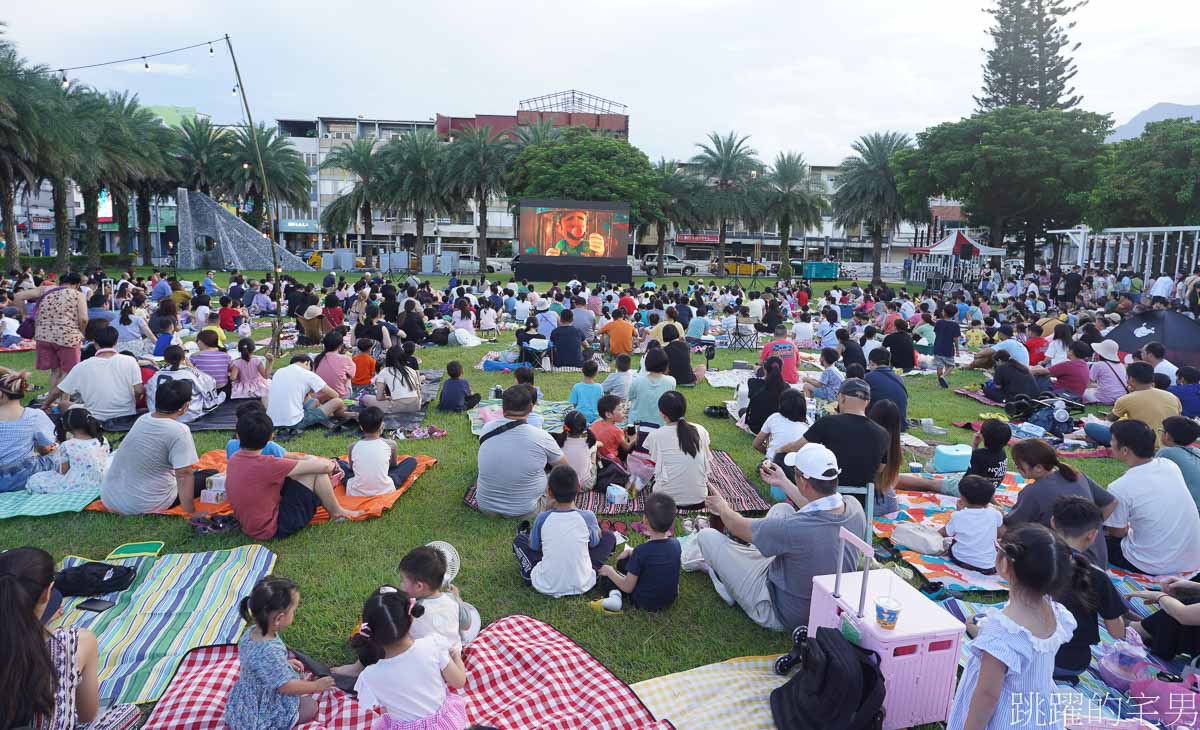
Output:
[[964, 319, 986, 349], [600, 354, 633, 401], [349, 587, 468, 729], [399, 546, 481, 649], [343, 406, 403, 497], [436, 361, 481, 412], [596, 493, 682, 612], [897, 418, 1011, 496], [513, 464, 616, 598], [225, 400, 287, 459], [226, 576, 333, 728], [513, 367, 544, 427], [1047, 496, 1127, 682], [569, 360, 603, 424], [590, 394, 635, 465], [801, 347, 843, 401], [351, 337, 377, 391], [25, 407, 110, 495], [940, 475, 1004, 575], [559, 410, 598, 491]]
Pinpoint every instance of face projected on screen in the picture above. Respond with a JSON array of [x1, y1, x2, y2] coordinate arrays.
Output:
[[548, 210, 606, 256]]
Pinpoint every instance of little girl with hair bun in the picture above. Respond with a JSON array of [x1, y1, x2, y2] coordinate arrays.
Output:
[[351, 585, 468, 730]]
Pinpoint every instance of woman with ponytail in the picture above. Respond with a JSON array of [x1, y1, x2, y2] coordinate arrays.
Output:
[[313, 331, 355, 398], [644, 391, 710, 508], [0, 547, 140, 730], [948, 524, 1082, 730], [0, 369, 57, 493], [111, 302, 154, 356], [226, 576, 331, 728], [362, 346, 422, 414], [348, 586, 468, 729], [1006, 438, 1117, 566]]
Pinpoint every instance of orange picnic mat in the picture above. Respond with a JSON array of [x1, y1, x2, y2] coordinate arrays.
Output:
[[86, 450, 436, 524]]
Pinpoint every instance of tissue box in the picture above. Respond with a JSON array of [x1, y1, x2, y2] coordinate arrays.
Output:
[[931, 444, 971, 473], [206, 473, 226, 490], [200, 488, 226, 504], [605, 485, 629, 504]]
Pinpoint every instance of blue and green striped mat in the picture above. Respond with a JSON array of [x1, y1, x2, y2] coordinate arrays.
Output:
[[52, 544, 276, 704]]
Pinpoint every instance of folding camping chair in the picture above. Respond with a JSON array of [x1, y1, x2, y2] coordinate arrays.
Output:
[[728, 317, 760, 350]]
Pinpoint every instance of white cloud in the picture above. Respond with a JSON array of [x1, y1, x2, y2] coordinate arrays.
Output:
[[4, 0, 1198, 164]]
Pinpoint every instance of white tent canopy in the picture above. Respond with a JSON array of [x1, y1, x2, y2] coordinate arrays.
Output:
[[914, 230, 1006, 257]]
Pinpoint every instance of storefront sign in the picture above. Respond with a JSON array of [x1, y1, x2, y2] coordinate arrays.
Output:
[[675, 233, 720, 243]]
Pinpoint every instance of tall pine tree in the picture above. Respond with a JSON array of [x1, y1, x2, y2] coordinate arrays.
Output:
[[976, 0, 1087, 111]]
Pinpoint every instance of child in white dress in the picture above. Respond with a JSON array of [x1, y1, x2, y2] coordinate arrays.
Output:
[[350, 587, 468, 730], [26, 408, 110, 494], [948, 523, 1081, 730]]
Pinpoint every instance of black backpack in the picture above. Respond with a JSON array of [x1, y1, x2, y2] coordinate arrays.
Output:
[[54, 562, 137, 597], [770, 626, 886, 730]]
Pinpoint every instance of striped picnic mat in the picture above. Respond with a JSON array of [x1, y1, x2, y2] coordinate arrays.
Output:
[[51, 544, 276, 704], [468, 399, 574, 435], [0, 485, 101, 520]]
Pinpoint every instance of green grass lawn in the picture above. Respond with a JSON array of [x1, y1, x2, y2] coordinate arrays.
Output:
[[0, 270, 1129, 702]]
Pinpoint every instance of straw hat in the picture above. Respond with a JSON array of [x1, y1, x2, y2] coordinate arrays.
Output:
[[1092, 339, 1120, 362], [301, 305, 323, 320]]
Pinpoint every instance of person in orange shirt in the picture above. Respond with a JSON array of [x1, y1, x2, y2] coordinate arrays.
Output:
[[351, 337, 377, 390], [599, 307, 636, 357]]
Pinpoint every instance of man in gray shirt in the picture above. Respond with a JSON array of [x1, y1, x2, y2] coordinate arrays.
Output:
[[699, 444, 865, 631], [476, 385, 566, 518], [101, 379, 199, 515], [570, 297, 597, 340]]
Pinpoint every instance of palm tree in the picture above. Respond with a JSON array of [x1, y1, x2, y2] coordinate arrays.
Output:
[[641, 158, 702, 270], [0, 27, 50, 271], [134, 121, 181, 266], [444, 125, 513, 263], [511, 117, 560, 148], [764, 152, 829, 265], [832, 131, 912, 285], [35, 84, 85, 273], [320, 137, 386, 258], [382, 130, 446, 257], [175, 115, 228, 196], [688, 131, 761, 271], [106, 93, 170, 258], [226, 123, 309, 231]]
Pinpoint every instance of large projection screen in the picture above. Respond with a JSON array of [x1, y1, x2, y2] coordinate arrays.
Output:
[[518, 199, 630, 259]]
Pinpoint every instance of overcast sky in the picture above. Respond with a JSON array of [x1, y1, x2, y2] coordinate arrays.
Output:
[[7, 1, 1198, 165]]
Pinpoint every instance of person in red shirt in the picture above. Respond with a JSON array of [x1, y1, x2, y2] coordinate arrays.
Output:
[[218, 296, 241, 332], [1024, 323, 1049, 366], [618, 292, 638, 317], [225, 410, 361, 540], [322, 293, 344, 330], [590, 394, 635, 463], [1030, 340, 1091, 399], [759, 325, 800, 384], [796, 288, 809, 309]]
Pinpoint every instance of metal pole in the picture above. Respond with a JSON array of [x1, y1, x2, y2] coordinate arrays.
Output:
[[225, 33, 282, 358], [1160, 231, 1170, 278]]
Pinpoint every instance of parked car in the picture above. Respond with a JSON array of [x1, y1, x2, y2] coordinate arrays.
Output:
[[710, 258, 768, 276], [641, 254, 698, 277], [769, 259, 807, 275], [448, 254, 506, 274]]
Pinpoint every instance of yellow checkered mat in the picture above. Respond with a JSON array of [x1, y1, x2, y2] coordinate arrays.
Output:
[[631, 656, 786, 730]]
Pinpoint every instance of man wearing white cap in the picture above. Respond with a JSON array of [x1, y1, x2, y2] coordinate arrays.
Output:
[[697, 443, 866, 631]]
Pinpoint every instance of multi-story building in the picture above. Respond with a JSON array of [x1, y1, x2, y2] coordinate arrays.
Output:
[[275, 115, 516, 258], [275, 92, 631, 260]]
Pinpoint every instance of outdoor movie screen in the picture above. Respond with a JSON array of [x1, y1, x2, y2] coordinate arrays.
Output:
[[518, 200, 630, 259]]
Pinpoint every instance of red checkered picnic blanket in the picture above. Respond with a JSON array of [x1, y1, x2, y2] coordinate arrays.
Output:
[[143, 644, 376, 730], [463, 615, 673, 729]]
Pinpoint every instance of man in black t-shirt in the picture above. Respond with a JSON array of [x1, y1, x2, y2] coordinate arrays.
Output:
[[778, 378, 889, 489]]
